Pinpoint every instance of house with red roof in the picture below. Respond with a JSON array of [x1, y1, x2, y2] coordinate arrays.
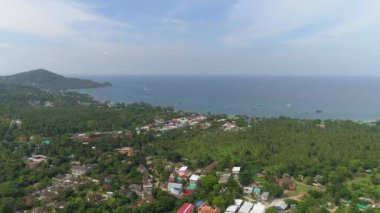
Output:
[[177, 202, 195, 213]]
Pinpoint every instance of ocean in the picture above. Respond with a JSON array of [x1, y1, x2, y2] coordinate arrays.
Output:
[[77, 75, 380, 121]]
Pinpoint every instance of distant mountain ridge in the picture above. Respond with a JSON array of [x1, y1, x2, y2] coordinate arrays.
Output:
[[0, 69, 111, 90]]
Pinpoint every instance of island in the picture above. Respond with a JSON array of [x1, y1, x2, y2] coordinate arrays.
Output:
[[0, 69, 112, 90]]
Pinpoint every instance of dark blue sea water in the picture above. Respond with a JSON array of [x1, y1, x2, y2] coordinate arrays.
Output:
[[78, 75, 380, 121]]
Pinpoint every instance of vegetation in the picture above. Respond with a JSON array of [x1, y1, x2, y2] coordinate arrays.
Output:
[[156, 118, 380, 178], [0, 82, 380, 212], [0, 69, 111, 90]]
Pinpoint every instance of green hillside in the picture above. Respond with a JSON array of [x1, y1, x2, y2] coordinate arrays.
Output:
[[0, 69, 111, 90]]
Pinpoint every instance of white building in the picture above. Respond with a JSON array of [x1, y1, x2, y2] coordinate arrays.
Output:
[[238, 201, 254, 213], [167, 182, 183, 196], [274, 200, 288, 211], [260, 192, 269, 201], [225, 205, 239, 213], [235, 199, 244, 206], [250, 203, 265, 213], [178, 166, 189, 176], [232, 167, 241, 175], [189, 174, 200, 185]]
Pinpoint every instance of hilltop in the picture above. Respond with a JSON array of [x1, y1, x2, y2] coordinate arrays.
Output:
[[0, 69, 111, 90]]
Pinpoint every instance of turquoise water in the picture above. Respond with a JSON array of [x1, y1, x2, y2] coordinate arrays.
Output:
[[78, 75, 380, 121]]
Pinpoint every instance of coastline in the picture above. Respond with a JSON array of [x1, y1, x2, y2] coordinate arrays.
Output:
[[76, 75, 380, 122]]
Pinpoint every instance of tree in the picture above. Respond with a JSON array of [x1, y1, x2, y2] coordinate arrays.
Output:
[[264, 182, 283, 198], [239, 171, 253, 186], [0, 197, 15, 212], [212, 196, 228, 209], [200, 175, 218, 191]]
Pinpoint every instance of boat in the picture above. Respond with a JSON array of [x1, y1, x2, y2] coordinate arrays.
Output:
[[315, 109, 323, 113]]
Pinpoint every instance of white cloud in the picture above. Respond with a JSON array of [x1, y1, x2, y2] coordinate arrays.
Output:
[[0, 39, 194, 75], [223, 0, 380, 45], [0, 0, 130, 40]]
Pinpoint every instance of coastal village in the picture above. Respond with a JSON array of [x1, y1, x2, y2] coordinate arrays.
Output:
[[3, 0, 380, 211], [16, 112, 380, 213]]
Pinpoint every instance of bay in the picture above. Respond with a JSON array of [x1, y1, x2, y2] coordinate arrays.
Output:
[[78, 75, 380, 121]]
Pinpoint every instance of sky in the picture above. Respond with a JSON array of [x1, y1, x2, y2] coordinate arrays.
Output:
[[0, 0, 380, 76]]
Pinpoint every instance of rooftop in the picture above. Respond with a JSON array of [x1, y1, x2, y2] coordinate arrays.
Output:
[[250, 203, 265, 213], [239, 201, 254, 213], [177, 202, 195, 213], [168, 182, 183, 188], [225, 205, 239, 213], [232, 167, 241, 173], [179, 166, 188, 172], [189, 174, 200, 181], [235, 199, 244, 206], [275, 200, 288, 210]]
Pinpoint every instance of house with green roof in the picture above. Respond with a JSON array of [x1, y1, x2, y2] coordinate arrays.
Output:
[[254, 187, 261, 195], [41, 140, 51, 145]]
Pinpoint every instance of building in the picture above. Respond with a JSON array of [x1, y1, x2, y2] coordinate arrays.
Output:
[[225, 205, 239, 213], [115, 147, 134, 156], [189, 174, 200, 185], [225, 200, 244, 213], [71, 165, 92, 176], [168, 182, 183, 196], [243, 187, 253, 194], [238, 202, 254, 213], [41, 140, 51, 145], [178, 166, 189, 177], [250, 203, 265, 213], [76, 133, 99, 143], [218, 173, 231, 184], [260, 192, 269, 201], [177, 202, 195, 213], [253, 187, 261, 196], [27, 155, 47, 163], [222, 122, 238, 131], [26, 155, 47, 169], [195, 201, 206, 208], [198, 205, 221, 213], [274, 200, 288, 211], [235, 199, 244, 206], [202, 162, 217, 174], [232, 167, 241, 175], [186, 182, 197, 192]]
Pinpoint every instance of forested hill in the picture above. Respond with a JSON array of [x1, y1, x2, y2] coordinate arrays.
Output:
[[0, 69, 111, 90], [0, 82, 97, 108]]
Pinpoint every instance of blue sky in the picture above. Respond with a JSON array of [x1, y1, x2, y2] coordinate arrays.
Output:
[[0, 0, 380, 75]]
